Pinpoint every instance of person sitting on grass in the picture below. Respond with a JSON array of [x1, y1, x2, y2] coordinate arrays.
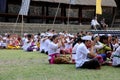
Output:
[[92, 34, 104, 64], [7, 34, 21, 49], [48, 34, 73, 64], [75, 35, 101, 69], [98, 35, 112, 62], [72, 37, 82, 63], [60, 34, 74, 55], [112, 46, 120, 67], [111, 36, 119, 51], [40, 33, 47, 53], [22, 34, 38, 51], [48, 35, 62, 64], [0, 35, 4, 48]]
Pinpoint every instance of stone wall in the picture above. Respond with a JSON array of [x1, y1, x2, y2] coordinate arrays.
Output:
[[0, 22, 91, 35]]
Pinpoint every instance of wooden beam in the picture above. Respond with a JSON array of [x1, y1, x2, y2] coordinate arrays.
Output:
[[8, 0, 21, 4]]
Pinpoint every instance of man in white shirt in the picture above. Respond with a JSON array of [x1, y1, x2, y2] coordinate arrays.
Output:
[[40, 34, 47, 53], [75, 35, 100, 69], [44, 34, 52, 55], [91, 16, 101, 30]]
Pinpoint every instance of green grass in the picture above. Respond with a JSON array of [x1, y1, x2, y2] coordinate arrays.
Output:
[[0, 50, 120, 80]]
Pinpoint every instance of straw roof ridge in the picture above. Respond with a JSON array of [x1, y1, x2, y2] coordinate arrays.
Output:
[[32, 0, 117, 7]]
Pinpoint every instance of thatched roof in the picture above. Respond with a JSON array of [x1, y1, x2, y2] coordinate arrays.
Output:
[[32, 0, 117, 7]]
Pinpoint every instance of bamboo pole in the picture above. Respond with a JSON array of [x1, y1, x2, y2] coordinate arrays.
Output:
[[67, 4, 71, 32], [52, 2, 61, 30], [13, 14, 20, 33], [21, 15, 24, 37], [111, 8, 117, 28], [53, 2, 61, 25]]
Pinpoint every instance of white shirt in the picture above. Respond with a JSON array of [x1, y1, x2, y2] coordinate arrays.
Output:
[[22, 39, 32, 51], [91, 19, 100, 26], [44, 39, 51, 52], [72, 43, 80, 60], [0, 40, 6, 47], [94, 41, 104, 53], [48, 41, 59, 60], [75, 43, 90, 68], [40, 38, 46, 52], [0, 41, 1, 46], [65, 38, 73, 49], [22, 37, 27, 45], [72, 43, 79, 53], [112, 43, 119, 51], [112, 46, 120, 66]]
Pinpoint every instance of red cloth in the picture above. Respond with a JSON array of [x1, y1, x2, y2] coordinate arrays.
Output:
[[49, 53, 60, 64]]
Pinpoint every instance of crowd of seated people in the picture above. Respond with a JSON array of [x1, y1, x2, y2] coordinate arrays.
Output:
[[0, 29, 120, 69]]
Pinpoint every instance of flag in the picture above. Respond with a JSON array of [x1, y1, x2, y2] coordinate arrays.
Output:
[[19, 0, 30, 15], [70, 0, 76, 5], [0, 0, 6, 13], [96, 0, 102, 15]]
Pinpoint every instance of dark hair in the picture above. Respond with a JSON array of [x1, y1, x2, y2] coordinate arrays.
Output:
[[76, 37, 82, 43], [27, 34, 32, 38], [112, 37, 116, 41], [112, 35, 118, 39], [37, 33, 40, 36], [7, 34, 10, 38], [47, 29, 51, 32], [50, 35, 58, 41], [100, 35, 108, 43], [52, 30, 55, 32], [82, 40, 86, 43], [72, 37, 82, 47]]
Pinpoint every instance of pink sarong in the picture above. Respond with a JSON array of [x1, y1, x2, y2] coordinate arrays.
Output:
[[49, 53, 60, 64]]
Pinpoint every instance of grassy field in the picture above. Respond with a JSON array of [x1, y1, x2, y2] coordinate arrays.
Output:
[[0, 50, 120, 80]]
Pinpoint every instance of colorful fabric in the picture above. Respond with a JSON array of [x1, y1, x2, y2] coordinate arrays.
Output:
[[7, 45, 20, 49], [49, 53, 60, 64]]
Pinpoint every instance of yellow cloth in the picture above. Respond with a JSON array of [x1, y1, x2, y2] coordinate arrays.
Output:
[[36, 42, 40, 48], [97, 44, 112, 54], [96, 0, 102, 15], [7, 45, 20, 49]]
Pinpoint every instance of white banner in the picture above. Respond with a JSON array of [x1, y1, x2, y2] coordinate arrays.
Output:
[[70, 0, 76, 5], [19, 0, 30, 15]]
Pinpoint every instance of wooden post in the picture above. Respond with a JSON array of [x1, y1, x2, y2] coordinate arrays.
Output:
[[21, 15, 24, 37], [46, 5, 49, 23], [53, 2, 61, 24], [67, 4, 71, 25], [5, 0, 8, 22], [13, 14, 19, 33], [27, 11, 30, 23], [42, 5, 45, 23], [111, 7, 117, 28], [61, 5, 66, 24], [78, 6, 82, 25]]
